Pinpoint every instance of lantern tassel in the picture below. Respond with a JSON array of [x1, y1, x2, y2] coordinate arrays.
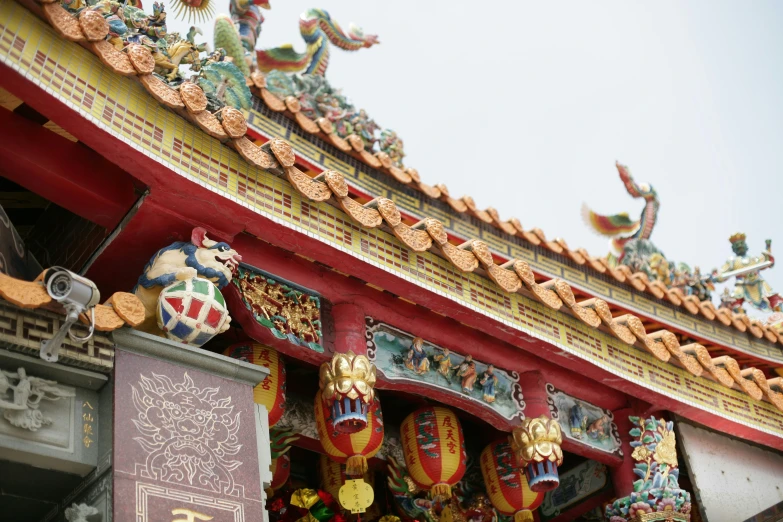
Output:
[[431, 483, 452, 499], [346, 455, 368, 476], [514, 510, 534, 522]]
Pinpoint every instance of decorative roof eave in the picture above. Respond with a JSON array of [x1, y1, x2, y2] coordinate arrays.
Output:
[[246, 137, 783, 414], [24, 0, 783, 412], [250, 73, 773, 343]]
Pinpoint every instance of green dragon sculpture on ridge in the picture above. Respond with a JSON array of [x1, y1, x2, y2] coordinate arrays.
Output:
[[213, 4, 378, 78]]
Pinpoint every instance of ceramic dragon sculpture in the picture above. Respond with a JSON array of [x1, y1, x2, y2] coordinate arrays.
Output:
[[582, 162, 659, 265], [215, 5, 378, 78]]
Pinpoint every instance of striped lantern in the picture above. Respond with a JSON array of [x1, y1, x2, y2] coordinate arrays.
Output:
[[269, 453, 291, 492], [400, 406, 467, 499], [315, 389, 384, 477], [480, 441, 544, 522], [224, 342, 286, 426]]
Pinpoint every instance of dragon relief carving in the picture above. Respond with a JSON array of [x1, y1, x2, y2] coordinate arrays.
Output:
[[131, 372, 243, 495]]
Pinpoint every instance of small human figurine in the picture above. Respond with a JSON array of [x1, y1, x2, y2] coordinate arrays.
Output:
[[713, 234, 782, 312], [568, 402, 588, 439], [433, 348, 453, 382], [405, 337, 430, 375], [454, 355, 476, 394], [478, 365, 499, 403], [587, 414, 612, 441]]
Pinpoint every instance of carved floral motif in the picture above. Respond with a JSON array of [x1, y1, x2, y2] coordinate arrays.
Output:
[[233, 266, 323, 352]]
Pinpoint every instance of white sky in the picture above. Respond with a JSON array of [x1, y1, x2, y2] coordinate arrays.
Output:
[[168, 1, 783, 320]]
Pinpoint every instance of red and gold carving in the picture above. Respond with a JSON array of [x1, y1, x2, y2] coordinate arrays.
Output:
[[510, 416, 563, 493]]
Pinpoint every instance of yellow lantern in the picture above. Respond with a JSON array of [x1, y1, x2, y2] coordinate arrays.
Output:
[[400, 406, 467, 499]]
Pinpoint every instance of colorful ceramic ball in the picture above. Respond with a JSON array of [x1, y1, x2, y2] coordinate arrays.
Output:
[[157, 277, 229, 346]]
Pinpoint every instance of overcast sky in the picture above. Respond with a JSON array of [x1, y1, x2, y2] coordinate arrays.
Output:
[[169, 1, 783, 320]]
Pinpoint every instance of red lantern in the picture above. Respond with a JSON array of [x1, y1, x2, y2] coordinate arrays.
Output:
[[480, 441, 544, 522], [315, 390, 384, 476], [400, 406, 467, 499], [224, 342, 286, 426]]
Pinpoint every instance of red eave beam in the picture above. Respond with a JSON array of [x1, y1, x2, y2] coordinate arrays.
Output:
[[0, 98, 138, 230]]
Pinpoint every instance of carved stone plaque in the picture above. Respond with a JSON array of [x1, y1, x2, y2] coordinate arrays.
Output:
[[114, 349, 266, 522]]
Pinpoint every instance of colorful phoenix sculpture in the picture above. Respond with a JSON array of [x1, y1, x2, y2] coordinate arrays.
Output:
[[582, 162, 659, 265]]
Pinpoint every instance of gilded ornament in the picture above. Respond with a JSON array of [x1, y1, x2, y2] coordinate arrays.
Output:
[[234, 267, 322, 351], [631, 445, 651, 462], [319, 351, 376, 404], [180, 82, 208, 113], [510, 416, 563, 466], [219, 107, 248, 138], [654, 431, 678, 467], [78, 9, 109, 42]]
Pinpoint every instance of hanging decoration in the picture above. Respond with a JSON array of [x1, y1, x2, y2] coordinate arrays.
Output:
[[400, 406, 467, 499], [224, 342, 287, 426], [509, 416, 563, 493], [319, 351, 377, 433], [479, 440, 544, 522], [318, 454, 374, 499], [314, 390, 384, 476]]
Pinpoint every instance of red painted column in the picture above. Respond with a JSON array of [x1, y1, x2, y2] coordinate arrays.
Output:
[[331, 302, 367, 355], [519, 371, 551, 418], [610, 408, 637, 498]]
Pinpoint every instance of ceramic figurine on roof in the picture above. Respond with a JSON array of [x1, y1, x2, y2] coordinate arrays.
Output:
[[605, 416, 691, 522], [712, 234, 782, 312], [257, 8, 379, 76], [583, 162, 660, 265], [134, 227, 242, 343], [213, 0, 270, 77]]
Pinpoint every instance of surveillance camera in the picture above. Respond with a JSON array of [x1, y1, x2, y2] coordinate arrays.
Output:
[[40, 267, 100, 363], [44, 266, 100, 309]]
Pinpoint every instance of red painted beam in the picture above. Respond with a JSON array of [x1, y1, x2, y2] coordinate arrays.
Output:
[[0, 106, 138, 229]]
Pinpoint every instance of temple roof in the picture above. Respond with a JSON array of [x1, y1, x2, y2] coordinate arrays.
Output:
[[12, 0, 783, 421]]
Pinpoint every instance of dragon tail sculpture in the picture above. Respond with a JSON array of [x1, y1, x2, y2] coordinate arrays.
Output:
[[257, 8, 379, 76], [213, 0, 270, 77], [582, 162, 660, 262]]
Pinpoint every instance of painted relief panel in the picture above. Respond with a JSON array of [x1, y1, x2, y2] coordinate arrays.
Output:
[[546, 384, 622, 456], [114, 349, 266, 522], [233, 266, 323, 352], [539, 459, 610, 520], [365, 318, 524, 421]]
